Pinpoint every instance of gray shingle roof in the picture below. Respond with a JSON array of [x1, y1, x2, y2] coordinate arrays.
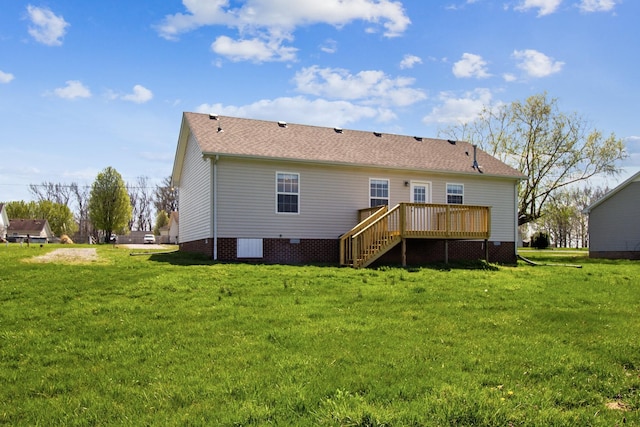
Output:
[[9, 219, 49, 233], [183, 112, 523, 179]]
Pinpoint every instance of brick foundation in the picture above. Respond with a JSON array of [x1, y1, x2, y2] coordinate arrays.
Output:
[[218, 238, 339, 264], [179, 239, 214, 258], [589, 251, 640, 260], [179, 237, 516, 266]]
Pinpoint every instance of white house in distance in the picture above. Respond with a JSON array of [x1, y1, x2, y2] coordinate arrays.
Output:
[[0, 203, 9, 240], [171, 113, 524, 267], [8, 219, 54, 243], [583, 171, 640, 259], [168, 211, 179, 244]]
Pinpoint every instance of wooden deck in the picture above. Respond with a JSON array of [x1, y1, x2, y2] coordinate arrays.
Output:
[[340, 203, 491, 268]]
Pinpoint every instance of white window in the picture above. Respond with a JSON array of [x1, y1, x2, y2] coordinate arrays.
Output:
[[370, 178, 389, 207], [447, 183, 464, 204], [276, 172, 299, 214]]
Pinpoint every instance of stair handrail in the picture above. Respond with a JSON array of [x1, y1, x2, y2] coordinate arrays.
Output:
[[339, 205, 388, 265], [351, 204, 401, 267], [350, 204, 400, 239]]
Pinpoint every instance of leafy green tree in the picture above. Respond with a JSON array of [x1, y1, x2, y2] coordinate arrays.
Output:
[[36, 200, 77, 236], [5, 201, 33, 219], [440, 92, 626, 225], [153, 210, 169, 235], [539, 191, 578, 248], [88, 167, 132, 241]]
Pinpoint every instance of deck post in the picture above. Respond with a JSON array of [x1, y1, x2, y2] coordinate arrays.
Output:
[[484, 239, 489, 262], [401, 238, 406, 267], [444, 239, 449, 264]]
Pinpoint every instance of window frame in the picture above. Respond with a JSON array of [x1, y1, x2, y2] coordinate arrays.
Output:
[[446, 183, 464, 204], [275, 172, 300, 214], [369, 178, 390, 207]]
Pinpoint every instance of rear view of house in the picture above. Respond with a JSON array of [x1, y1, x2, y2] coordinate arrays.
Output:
[[171, 113, 523, 266], [583, 171, 640, 259]]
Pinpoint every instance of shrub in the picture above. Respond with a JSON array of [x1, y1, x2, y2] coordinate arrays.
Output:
[[530, 231, 550, 249]]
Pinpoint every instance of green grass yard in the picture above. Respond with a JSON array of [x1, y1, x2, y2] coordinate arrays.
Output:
[[0, 244, 638, 425]]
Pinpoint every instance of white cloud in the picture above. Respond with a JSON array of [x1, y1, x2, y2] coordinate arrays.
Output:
[[293, 65, 426, 107], [399, 54, 422, 70], [515, 0, 562, 16], [211, 35, 297, 62], [26, 5, 69, 46], [320, 39, 338, 54], [622, 136, 640, 167], [157, 0, 410, 62], [0, 70, 15, 83], [195, 96, 380, 127], [452, 53, 491, 78], [513, 49, 564, 77], [422, 88, 494, 125], [122, 85, 154, 104], [51, 80, 91, 99], [503, 73, 517, 82], [578, 0, 618, 12]]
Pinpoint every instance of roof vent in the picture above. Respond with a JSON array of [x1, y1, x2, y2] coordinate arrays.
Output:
[[209, 114, 219, 120], [217, 126, 223, 133], [334, 127, 343, 134], [278, 121, 288, 128], [373, 132, 382, 137], [447, 139, 456, 145], [414, 136, 423, 142]]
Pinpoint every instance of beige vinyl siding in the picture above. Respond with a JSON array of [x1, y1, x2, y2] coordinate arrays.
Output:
[[216, 158, 365, 239], [432, 177, 517, 242], [215, 157, 517, 241], [178, 133, 212, 242], [589, 181, 640, 252]]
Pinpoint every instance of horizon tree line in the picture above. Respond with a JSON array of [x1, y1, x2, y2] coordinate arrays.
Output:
[[3, 172, 177, 241]]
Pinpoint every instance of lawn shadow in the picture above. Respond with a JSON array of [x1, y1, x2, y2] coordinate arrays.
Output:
[[375, 259, 501, 272], [147, 251, 216, 266], [145, 251, 504, 270]]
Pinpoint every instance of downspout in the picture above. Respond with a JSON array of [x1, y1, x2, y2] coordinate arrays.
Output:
[[213, 155, 219, 260], [514, 181, 519, 258]]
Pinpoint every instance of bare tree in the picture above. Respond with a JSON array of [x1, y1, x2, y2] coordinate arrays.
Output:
[[71, 183, 92, 241], [127, 176, 154, 231], [440, 93, 626, 225], [29, 182, 74, 206], [154, 176, 178, 214]]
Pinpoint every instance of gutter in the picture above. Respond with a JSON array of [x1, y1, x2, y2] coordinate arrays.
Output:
[[199, 151, 525, 181], [212, 155, 219, 260]]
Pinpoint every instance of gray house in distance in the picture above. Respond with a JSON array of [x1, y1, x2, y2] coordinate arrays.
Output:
[[583, 171, 640, 259], [171, 113, 523, 267]]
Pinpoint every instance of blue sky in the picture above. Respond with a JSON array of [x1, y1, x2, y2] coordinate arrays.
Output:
[[1, 0, 637, 202]]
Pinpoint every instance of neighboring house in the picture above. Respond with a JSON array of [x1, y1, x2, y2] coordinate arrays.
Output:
[[0, 203, 9, 240], [157, 212, 178, 244], [8, 219, 54, 243], [171, 113, 524, 266], [583, 171, 640, 259], [168, 211, 179, 244], [158, 225, 169, 243]]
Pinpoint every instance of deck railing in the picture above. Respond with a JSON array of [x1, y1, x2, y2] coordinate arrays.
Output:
[[340, 203, 491, 267]]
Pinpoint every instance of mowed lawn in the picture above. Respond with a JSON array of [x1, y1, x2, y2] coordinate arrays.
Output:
[[0, 245, 638, 426]]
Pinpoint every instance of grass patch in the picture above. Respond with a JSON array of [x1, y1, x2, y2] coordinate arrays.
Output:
[[0, 244, 638, 425]]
